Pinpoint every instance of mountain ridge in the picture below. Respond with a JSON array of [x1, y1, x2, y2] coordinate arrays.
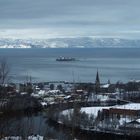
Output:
[[0, 37, 140, 48]]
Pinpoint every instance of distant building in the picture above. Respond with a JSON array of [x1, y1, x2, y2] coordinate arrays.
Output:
[[103, 103, 140, 117]]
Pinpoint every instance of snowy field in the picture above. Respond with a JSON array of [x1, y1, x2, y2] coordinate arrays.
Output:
[[62, 103, 140, 118]]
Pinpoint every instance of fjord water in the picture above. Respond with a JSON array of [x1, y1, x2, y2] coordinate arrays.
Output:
[[0, 48, 140, 83]]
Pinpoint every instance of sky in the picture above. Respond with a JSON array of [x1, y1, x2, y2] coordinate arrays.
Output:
[[0, 0, 140, 39]]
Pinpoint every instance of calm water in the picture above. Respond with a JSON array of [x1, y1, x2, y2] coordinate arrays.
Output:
[[0, 48, 140, 83]]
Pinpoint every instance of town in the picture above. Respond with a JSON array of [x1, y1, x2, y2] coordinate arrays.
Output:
[[1, 70, 140, 139]]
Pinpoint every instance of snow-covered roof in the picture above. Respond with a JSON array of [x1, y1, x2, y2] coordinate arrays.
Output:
[[20, 92, 28, 95], [129, 79, 140, 83], [31, 93, 40, 98], [38, 90, 45, 95], [119, 117, 132, 125], [41, 102, 47, 106], [101, 84, 110, 88], [64, 95, 71, 99], [47, 90, 60, 93], [96, 95, 109, 101], [113, 103, 140, 111], [135, 118, 140, 123]]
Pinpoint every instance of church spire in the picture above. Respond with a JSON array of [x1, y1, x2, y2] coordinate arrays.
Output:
[[95, 70, 100, 94], [96, 70, 100, 84]]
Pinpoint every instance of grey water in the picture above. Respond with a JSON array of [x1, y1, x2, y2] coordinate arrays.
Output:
[[0, 48, 140, 83]]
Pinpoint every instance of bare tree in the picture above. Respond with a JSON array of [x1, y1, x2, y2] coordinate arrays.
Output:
[[0, 58, 10, 85]]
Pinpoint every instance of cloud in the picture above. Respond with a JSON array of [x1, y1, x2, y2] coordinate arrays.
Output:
[[0, 0, 140, 38]]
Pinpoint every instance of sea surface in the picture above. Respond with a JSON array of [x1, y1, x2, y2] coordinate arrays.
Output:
[[0, 48, 140, 83]]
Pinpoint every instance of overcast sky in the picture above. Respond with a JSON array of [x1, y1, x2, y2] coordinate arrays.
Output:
[[0, 0, 140, 39]]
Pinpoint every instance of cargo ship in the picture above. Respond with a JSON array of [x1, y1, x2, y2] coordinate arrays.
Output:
[[56, 56, 75, 61]]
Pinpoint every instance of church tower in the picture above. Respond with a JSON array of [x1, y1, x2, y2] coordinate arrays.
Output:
[[95, 70, 100, 94]]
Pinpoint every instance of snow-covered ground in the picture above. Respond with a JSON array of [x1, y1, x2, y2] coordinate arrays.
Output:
[[60, 103, 140, 135], [1, 135, 43, 140], [62, 106, 110, 119], [62, 103, 140, 118], [81, 103, 140, 116], [81, 106, 110, 117]]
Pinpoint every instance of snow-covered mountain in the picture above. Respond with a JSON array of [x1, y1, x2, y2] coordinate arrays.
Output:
[[0, 37, 140, 48]]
